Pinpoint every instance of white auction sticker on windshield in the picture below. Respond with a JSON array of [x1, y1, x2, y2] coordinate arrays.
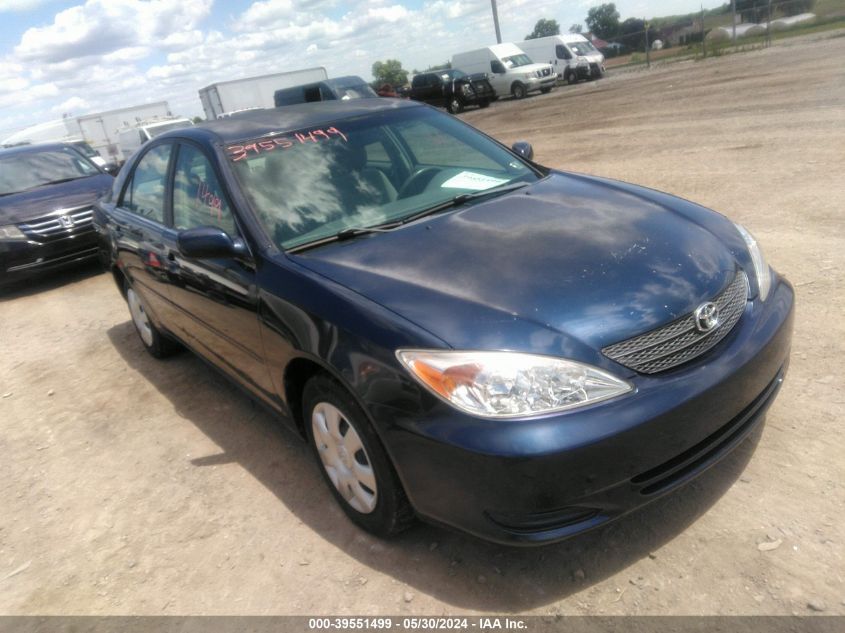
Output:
[[440, 171, 509, 190]]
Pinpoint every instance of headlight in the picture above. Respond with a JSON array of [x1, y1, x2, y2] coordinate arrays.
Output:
[[734, 223, 771, 301], [0, 225, 26, 240], [396, 350, 632, 419]]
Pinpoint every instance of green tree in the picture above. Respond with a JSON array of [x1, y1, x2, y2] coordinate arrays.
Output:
[[525, 18, 560, 40], [569, 23, 583, 34], [371, 59, 408, 87], [585, 3, 620, 39]]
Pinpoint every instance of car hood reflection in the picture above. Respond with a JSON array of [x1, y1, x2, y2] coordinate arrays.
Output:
[[293, 173, 739, 354]]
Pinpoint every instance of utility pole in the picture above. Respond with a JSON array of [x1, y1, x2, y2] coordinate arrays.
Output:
[[490, 0, 502, 44], [731, 0, 737, 43], [644, 20, 651, 68], [701, 4, 706, 58], [766, 0, 772, 47]]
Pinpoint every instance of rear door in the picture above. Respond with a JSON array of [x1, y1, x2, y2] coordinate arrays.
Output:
[[110, 142, 179, 327], [162, 141, 276, 404]]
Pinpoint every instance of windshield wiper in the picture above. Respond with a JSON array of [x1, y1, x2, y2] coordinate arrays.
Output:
[[396, 181, 530, 226], [288, 182, 530, 253]]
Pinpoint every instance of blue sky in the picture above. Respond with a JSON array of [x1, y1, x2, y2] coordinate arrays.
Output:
[[0, 0, 726, 139]]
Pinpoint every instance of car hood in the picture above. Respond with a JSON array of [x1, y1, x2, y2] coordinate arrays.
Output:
[[0, 174, 113, 224], [293, 172, 744, 358]]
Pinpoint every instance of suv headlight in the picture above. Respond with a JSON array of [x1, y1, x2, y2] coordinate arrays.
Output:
[[734, 223, 771, 301], [397, 350, 632, 419], [0, 225, 26, 240]]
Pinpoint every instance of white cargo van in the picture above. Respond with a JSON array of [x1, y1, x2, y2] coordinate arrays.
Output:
[[516, 35, 605, 85], [451, 43, 556, 99]]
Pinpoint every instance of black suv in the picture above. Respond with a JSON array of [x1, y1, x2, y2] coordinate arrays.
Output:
[[408, 69, 496, 114]]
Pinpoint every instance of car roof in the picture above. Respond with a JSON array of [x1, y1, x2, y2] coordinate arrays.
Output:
[[183, 99, 423, 145], [0, 142, 77, 157]]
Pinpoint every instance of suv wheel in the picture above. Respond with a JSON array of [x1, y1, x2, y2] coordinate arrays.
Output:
[[447, 97, 463, 114], [511, 82, 527, 99]]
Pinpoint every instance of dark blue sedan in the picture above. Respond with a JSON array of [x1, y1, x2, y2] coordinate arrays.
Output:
[[94, 100, 793, 545]]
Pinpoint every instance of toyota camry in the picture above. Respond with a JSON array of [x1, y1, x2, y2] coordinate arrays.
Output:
[[94, 100, 793, 545]]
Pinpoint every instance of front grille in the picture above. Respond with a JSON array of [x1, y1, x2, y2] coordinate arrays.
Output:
[[541, 67, 552, 77], [603, 271, 748, 374], [17, 206, 94, 242]]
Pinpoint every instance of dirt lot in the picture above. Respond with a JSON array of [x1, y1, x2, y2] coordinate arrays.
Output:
[[1, 31, 844, 616]]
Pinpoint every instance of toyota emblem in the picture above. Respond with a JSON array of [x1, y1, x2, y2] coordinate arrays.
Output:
[[694, 302, 720, 333]]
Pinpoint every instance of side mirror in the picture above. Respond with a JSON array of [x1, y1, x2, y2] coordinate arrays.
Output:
[[511, 141, 534, 161], [102, 162, 120, 175], [177, 226, 248, 259]]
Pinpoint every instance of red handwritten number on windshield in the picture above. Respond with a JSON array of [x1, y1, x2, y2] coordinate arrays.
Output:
[[226, 127, 348, 162]]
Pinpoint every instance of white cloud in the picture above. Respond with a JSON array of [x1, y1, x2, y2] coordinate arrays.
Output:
[[52, 95, 89, 114], [14, 0, 212, 63]]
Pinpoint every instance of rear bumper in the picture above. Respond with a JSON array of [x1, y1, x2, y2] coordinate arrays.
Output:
[[376, 277, 794, 545], [0, 230, 99, 286]]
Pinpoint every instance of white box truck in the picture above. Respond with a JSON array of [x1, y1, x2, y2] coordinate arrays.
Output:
[[76, 102, 173, 162], [116, 117, 194, 163], [516, 35, 605, 85], [198, 67, 328, 120], [2, 102, 175, 165], [451, 43, 555, 100]]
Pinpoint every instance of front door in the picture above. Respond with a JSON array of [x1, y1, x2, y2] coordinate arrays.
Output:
[[163, 142, 276, 405]]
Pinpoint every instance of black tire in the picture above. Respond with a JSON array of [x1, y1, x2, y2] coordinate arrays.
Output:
[[565, 71, 578, 85], [124, 278, 180, 359], [540, 86, 552, 94], [511, 82, 527, 99], [303, 374, 414, 538], [447, 96, 463, 114], [478, 99, 490, 108]]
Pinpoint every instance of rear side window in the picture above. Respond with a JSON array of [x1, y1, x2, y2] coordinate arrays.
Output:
[[172, 144, 237, 236], [122, 143, 172, 223]]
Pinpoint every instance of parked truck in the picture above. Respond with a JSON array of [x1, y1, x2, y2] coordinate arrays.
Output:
[[115, 117, 194, 163], [198, 67, 328, 120], [2, 102, 176, 166]]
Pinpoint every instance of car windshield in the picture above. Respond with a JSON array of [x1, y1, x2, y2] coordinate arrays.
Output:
[[147, 121, 192, 137], [569, 42, 597, 55], [502, 54, 533, 68], [0, 147, 100, 196], [227, 107, 539, 250], [71, 141, 99, 158], [442, 70, 467, 80]]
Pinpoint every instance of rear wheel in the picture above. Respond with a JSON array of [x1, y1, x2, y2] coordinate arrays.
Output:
[[125, 279, 179, 358], [511, 82, 527, 99], [304, 374, 414, 537]]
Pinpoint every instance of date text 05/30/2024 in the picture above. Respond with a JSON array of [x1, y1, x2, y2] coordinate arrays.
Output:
[[308, 618, 528, 630]]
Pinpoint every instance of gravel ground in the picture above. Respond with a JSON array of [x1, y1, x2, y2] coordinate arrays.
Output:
[[1, 30, 843, 616]]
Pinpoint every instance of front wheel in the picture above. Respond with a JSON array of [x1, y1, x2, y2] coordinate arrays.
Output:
[[478, 99, 490, 108], [303, 375, 414, 537], [540, 86, 552, 94], [511, 82, 527, 99], [447, 96, 464, 114], [565, 71, 578, 85]]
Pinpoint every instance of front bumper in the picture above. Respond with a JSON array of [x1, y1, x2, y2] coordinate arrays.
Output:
[[0, 230, 99, 286], [376, 276, 794, 545]]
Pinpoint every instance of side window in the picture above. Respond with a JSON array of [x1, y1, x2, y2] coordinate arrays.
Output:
[[557, 45, 572, 60], [172, 144, 237, 236], [122, 143, 172, 223]]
